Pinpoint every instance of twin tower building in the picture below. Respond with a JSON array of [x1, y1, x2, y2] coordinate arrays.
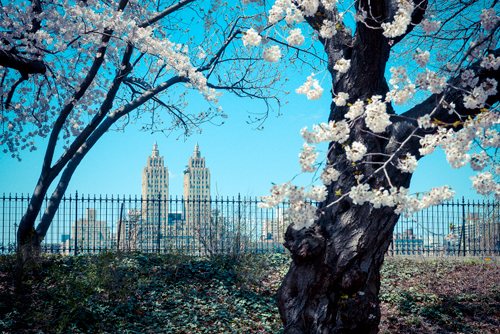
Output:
[[141, 141, 210, 201], [140, 142, 211, 250]]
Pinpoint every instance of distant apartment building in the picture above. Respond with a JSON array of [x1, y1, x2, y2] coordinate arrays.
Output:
[[182, 142, 211, 252], [61, 208, 112, 254], [260, 207, 287, 250], [389, 228, 424, 255], [446, 212, 500, 255], [140, 142, 169, 250]]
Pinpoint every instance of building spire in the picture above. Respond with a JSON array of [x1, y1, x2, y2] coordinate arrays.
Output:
[[152, 141, 159, 157], [194, 142, 200, 158]]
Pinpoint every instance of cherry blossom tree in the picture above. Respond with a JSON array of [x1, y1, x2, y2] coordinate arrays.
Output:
[[0, 0, 304, 251], [243, 0, 500, 332]]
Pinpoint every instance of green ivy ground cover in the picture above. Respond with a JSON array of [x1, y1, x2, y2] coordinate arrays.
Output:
[[0, 252, 498, 333]]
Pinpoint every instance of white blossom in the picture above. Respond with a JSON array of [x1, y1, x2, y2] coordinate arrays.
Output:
[[346, 100, 365, 120], [412, 49, 430, 67], [320, 166, 341, 185], [262, 45, 281, 63], [286, 28, 305, 46], [242, 28, 262, 46], [299, 143, 319, 172], [397, 153, 418, 173], [481, 54, 500, 70], [334, 58, 351, 73], [334, 92, 349, 106], [296, 74, 324, 100], [365, 95, 391, 132], [479, 8, 500, 31], [381, 0, 414, 38], [420, 18, 441, 34], [320, 20, 337, 39], [345, 141, 367, 162]]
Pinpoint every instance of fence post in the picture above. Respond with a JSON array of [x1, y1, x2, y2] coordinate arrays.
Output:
[[157, 193, 161, 253], [117, 202, 124, 251], [74, 191, 78, 256], [461, 196, 466, 257]]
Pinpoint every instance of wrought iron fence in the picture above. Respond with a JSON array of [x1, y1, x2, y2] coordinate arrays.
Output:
[[1, 192, 288, 256], [388, 198, 500, 257], [1, 193, 499, 256]]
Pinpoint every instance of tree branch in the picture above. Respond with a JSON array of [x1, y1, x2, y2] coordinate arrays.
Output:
[[139, 0, 196, 28], [0, 49, 46, 75], [401, 47, 500, 125]]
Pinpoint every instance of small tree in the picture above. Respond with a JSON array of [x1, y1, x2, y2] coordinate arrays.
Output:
[[242, 0, 500, 332], [0, 0, 296, 251]]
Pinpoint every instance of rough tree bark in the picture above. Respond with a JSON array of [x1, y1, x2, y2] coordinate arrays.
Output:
[[276, 1, 500, 333]]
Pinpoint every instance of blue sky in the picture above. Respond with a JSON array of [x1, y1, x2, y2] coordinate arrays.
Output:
[[0, 70, 484, 202], [0, 0, 486, 202]]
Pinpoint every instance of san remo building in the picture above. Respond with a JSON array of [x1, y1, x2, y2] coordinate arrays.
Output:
[[183, 142, 211, 252]]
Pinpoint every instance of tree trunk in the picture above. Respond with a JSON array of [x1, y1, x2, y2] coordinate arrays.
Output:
[[276, 120, 415, 333], [276, 2, 431, 331], [277, 200, 405, 333]]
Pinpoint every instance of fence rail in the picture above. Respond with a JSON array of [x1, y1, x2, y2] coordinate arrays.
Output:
[[1, 193, 499, 257]]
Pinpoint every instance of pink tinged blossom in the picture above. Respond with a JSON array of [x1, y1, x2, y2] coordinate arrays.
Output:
[[461, 70, 478, 88], [286, 28, 305, 46], [299, 143, 319, 172], [397, 153, 418, 173], [479, 8, 500, 31], [333, 58, 350, 73], [320, 166, 340, 185], [470, 151, 490, 171], [345, 141, 367, 162], [333, 92, 349, 106], [288, 202, 318, 230], [262, 45, 281, 63], [308, 185, 328, 202], [481, 54, 500, 70], [412, 49, 430, 67], [417, 114, 435, 129], [320, 20, 337, 39], [470, 172, 500, 199], [364, 95, 391, 132], [420, 18, 441, 34], [381, 0, 414, 38], [463, 78, 498, 109]]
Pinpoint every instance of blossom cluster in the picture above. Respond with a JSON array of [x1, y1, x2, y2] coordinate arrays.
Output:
[[349, 185, 455, 215], [263, 45, 282, 63], [334, 58, 351, 73], [258, 182, 328, 230], [242, 28, 262, 46], [320, 20, 337, 39], [296, 74, 324, 100], [300, 120, 350, 144], [286, 28, 305, 46], [470, 172, 500, 199], [397, 153, 418, 173], [364, 96, 392, 132], [463, 78, 498, 109], [479, 8, 500, 31], [381, 0, 414, 38], [0, 0, 220, 157], [345, 141, 367, 162], [420, 18, 441, 34]]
